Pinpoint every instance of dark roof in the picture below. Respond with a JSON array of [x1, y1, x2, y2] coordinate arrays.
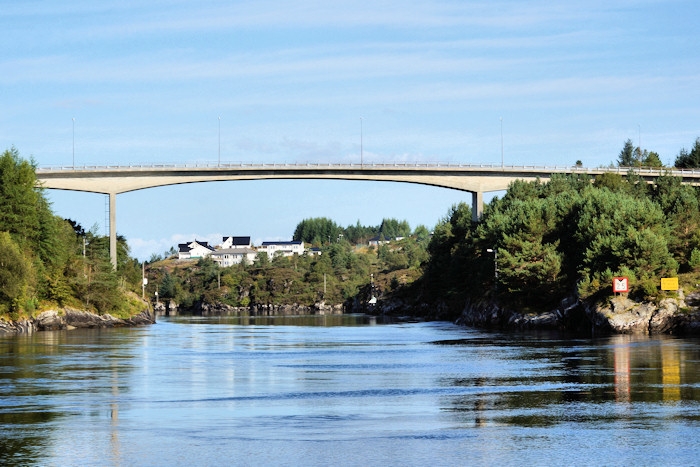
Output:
[[223, 236, 251, 246], [180, 240, 215, 252], [195, 240, 214, 250], [261, 241, 302, 246]]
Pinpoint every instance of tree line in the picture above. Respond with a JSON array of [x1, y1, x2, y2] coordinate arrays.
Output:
[[0, 148, 143, 319], [616, 137, 700, 168], [292, 216, 430, 245], [149, 137, 700, 315], [147, 219, 431, 310], [419, 169, 700, 313]]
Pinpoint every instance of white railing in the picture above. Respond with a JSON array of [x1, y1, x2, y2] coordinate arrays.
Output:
[[35, 161, 700, 176]]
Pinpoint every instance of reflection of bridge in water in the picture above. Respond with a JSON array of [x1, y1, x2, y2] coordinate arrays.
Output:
[[35, 162, 700, 268]]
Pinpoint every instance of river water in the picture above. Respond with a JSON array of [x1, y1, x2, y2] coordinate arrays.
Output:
[[2, 315, 700, 466]]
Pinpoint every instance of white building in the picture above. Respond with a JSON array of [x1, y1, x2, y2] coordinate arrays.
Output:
[[210, 248, 257, 267], [258, 241, 304, 258], [178, 240, 215, 260]]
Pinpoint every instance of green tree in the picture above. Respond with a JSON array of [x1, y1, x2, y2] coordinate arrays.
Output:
[[650, 175, 700, 266], [378, 218, 411, 239], [0, 148, 42, 247], [574, 188, 676, 295], [344, 220, 378, 244], [689, 248, 700, 270], [255, 251, 270, 267], [0, 232, 30, 311], [413, 224, 431, 247], [159, 272, 178, 299], [674, 138, 700, 168], [594, 172, 627, 192], [643, 151, 663, 167], [618, 139, 636, 167], [293, 217, 343, 244]]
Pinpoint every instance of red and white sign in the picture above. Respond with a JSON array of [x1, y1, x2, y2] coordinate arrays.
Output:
[[612, 277, 629, 293]]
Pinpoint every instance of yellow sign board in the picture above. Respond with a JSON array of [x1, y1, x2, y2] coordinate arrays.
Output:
[[661, 277, 679, 291]]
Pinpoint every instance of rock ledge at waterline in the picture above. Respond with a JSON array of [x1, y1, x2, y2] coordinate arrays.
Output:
[[0, 308, 156, 335], [455, 292, 700, 335]]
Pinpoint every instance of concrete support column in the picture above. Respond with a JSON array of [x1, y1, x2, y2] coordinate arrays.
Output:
[[109, 192, 117, 270], [471, 191, 483, 222]]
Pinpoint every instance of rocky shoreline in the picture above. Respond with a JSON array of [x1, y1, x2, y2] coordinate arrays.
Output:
[[0, 308, 156, 335], [362, 288, 700, 335], [5, 291, 700, 336], [454, 293, 700, 335]]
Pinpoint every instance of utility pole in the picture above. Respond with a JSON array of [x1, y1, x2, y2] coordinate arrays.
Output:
[[142, 262, 147, 299], [500, 117, 504, 168], [360, 117, 363, 168]]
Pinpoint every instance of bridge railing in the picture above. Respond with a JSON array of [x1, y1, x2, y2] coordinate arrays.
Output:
[[35, 162, 700, 177]]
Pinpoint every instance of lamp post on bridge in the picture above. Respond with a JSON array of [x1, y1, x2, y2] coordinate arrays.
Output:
[[218, 116, 221, 167], [500, 117, 504, 168], [72, 117, 75, 168], [360, 117, 363, 169]]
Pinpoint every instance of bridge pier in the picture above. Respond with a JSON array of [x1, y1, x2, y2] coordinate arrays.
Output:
[[471, 191, 483, 221], [109, 193, 117, 270]]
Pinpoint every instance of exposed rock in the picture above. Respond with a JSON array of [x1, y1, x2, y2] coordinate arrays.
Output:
[[594, 297, 656, 334], [455, 298, 575, 331], [0, 306, 155, 335], [0, 319, 35, 334], [452, 292, 700, 335], [649, 299, 682, 334], [125, 309, 158, 326], [35, 310, 63, 331]]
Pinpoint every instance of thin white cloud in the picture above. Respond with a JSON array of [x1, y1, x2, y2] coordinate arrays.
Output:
[[128, 231, 226, 260]]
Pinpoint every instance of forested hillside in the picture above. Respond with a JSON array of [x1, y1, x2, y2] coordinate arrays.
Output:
[[0, 148, 143, 320], [143, 138, 700, 318], [146, 220, 430, 310], [420, 171, 700, 313]]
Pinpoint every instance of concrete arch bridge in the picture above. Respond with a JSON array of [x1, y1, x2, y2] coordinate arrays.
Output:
[[35, 162, 700, 268]]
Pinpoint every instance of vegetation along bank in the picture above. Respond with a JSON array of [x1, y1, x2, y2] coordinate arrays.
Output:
[[0, 148, 153, 334], [5, 138, 700, 335]]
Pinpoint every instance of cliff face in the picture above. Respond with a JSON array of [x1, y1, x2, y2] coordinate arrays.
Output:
[[0, 308, 156, 335]]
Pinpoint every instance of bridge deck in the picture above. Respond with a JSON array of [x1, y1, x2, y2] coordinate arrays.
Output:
[[35, 162, 700, 269], [35, 162, 700, 195]]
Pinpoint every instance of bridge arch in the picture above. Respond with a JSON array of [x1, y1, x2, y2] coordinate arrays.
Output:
[[36, 162, 700, 268]]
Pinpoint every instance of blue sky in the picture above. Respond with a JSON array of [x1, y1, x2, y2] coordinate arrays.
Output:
[[2, 0, 699, 259]]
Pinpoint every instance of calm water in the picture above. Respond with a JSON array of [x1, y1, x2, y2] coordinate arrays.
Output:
[[2, 315, 700, 466]]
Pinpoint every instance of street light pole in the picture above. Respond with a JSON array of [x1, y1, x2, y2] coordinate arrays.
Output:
[[72, 117, 75, 168], [500, 117, 504, 168], [218, 116, 221, 166], [360, 117, 363, 168]]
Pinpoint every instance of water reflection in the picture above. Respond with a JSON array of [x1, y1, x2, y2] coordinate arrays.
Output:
[[662, 342, 681, 402], [166, 313, 391, 326], [0, 328, 141, 465], [3, 318, 700, 465], [442, 334, 700, 429]]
